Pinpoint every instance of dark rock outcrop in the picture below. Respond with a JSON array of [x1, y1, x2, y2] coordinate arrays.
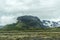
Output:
[[17, 15, 46, 28]]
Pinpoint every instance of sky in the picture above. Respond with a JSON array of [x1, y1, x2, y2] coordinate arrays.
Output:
[[0, 0, 60, 25]]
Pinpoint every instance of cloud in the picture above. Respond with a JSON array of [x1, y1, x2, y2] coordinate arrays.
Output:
[[0, 16, 17, 25], [0, 0, 60, 25]]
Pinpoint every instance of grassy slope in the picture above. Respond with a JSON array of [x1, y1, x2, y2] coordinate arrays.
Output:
[[0, 31, 60, 40], [1, 25, 60, 40]]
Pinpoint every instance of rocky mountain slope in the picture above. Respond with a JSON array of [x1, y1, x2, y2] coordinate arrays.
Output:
[[42, 20, 60, 27]]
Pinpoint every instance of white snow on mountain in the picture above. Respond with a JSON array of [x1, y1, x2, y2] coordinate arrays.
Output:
[[41, 19, 60, 27]]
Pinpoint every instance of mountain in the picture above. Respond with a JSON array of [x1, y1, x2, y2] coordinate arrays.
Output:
[[41, 20, 60, 27], [2, 15, 60, 30], [17, 15, 47, 28], [2, 15, 47, 30]]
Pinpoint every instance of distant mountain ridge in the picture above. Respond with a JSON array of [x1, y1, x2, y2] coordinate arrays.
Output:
[[41, 20, 60, 27]]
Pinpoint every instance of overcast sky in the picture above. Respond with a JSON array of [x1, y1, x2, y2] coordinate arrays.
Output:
[[0, 0, 60, 25]]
